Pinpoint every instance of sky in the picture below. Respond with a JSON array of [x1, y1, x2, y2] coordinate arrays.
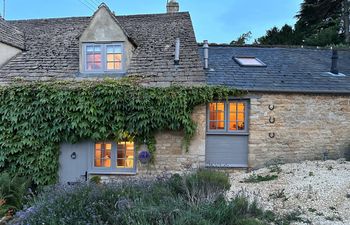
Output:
[[1, 0, 303, 43]]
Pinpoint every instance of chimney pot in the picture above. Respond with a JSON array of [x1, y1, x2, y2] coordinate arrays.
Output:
[[331, 49, 339, 74], [167, 0, 179, 13], [203, 40, 209, 69], [174, 38, 180, 65]]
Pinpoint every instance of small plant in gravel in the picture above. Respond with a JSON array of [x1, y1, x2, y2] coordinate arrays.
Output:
[[316, 212, 324, 216], [243, 174, 278, 183], [346, 193, 350, 198], [269, 165, 282, 174], [269, 189, 289, 202], [325, 215, 343, 221], [308, 171, 314, 176], [327, 165, 333, 170], [308, 208, 317, 213]]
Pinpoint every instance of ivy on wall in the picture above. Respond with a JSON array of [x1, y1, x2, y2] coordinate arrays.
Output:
[[0, 79, 243, 185]]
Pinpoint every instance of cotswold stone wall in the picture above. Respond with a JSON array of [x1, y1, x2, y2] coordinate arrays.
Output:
[[138, 105, 206, 175], [249, 93, 350, 168]]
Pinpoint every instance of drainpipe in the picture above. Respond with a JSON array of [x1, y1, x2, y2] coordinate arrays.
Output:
[[330, 49, 339, 74], [203, 40, 209, 69], [174, 38, 180, 65]]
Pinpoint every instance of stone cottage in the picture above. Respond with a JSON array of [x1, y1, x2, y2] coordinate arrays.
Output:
[[0, 2, 349, 184]]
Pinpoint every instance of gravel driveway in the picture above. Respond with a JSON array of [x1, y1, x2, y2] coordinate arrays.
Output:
[[228, 160, 350, 225]]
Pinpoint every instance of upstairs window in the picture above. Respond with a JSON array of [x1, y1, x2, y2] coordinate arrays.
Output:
[[84, 43, 124, 73]]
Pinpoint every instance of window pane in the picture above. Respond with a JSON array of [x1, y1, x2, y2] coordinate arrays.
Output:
[[114, 62, 122, 70], [238, 112, 244, 121], [117, 142, 134, 168], [94, 143, 111, 168], [86, 46, 94, 52], [209, 121, 217, 129], [94, 46, 101, 52], [115, 54, 122, 61], [208, 102, 225, 130], [238, 103, 245, 113], [229, 122, 237, 130], [238, 122, 245, 130], [229, 112, 237, 121], [107, 45, 122, 53], [107, 54, 114, 62], [125, 142, 134, 169], [230, 103, 237, 113], [217, 121, 225, 129]]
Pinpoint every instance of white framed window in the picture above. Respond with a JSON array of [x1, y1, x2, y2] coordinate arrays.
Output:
[[83, 43, 124, 73], [91, 141, 136, 174]]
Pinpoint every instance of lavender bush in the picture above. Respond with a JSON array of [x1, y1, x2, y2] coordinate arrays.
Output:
[[11, 170, 289, 225]]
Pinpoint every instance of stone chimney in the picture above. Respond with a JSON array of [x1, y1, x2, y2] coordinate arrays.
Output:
[[167, 0, 179, 13]]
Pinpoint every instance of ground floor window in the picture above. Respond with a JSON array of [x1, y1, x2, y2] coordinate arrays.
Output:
[[92, 141, 136, 173], [208, 101, 248, 133]]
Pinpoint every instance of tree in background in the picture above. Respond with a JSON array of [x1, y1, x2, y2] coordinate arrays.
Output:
[[256, 0, 349, 46], [230, 31, 252, 45]]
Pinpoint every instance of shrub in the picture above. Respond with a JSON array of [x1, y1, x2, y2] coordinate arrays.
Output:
[[168, 169, 231, 205], [12, 170, 299, 225], [0, 173, 30, 217], [243, 174, 278, 183]]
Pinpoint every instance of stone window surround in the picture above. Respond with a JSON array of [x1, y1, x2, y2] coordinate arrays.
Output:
[[82, 42, 125, 74], [89, 141, 137, 175]]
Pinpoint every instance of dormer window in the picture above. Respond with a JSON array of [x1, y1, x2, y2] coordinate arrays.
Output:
[[83, 43, 124, 73]]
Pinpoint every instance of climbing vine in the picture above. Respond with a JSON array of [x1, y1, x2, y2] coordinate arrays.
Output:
[[0, 79, 244, 185]]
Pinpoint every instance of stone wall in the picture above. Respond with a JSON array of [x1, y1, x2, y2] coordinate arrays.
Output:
[[249, 93, 350, 168], [98, 93, 350, 182], [137, 105, 206, 175]]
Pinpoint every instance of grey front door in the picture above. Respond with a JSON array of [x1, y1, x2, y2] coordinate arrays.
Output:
[[205, 101, 249, 168], [59, 141, 91, 184]]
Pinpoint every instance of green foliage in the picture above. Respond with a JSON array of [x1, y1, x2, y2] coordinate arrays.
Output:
[[230, 31, 252, 45], [0, 80, 243, 185], [257, 0, 349, 46], [89, 176, 101, 184], [13, 170, 289, 225], [0, 173, 30, 217], [168, 169, 231, 205], [243, 174, 278, 183]]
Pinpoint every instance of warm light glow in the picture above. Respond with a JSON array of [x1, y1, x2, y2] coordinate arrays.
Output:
[[117, 142, 134, 168], [94, 142, 112, 168], [209, 102, 225, 130], [229, 102, 245, 131]]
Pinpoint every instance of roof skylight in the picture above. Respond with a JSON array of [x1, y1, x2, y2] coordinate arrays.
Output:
[[233, 57, 266, 67]]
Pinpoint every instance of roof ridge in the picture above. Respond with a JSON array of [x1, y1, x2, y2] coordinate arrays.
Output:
[[6, 12, 190, 23], [198, 44, 350, 51]]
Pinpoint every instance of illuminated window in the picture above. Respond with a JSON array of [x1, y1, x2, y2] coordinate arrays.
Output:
[[84, 43, 123, 73], [93, 141, 135, 173], [106, 45, 122, 70], [208, 101, 248, 132], [94, 142, 112, 168], [117, 142, 134, 169], [233, 57, 266, 67], [208, 102, 225, 130]]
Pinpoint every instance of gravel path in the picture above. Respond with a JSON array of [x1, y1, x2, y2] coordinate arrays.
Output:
[[228, 160, 350, 225]]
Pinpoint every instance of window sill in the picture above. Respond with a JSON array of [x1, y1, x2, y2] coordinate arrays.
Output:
[[88, 171, 137, 176], [206, 132, 249, 136], [77, 72, 126, 78]]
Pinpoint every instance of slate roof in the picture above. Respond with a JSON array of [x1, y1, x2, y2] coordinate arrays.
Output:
[[0, 18, 25, 49], [200, 46, 350, 94], [0, 12, 205, 85]]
